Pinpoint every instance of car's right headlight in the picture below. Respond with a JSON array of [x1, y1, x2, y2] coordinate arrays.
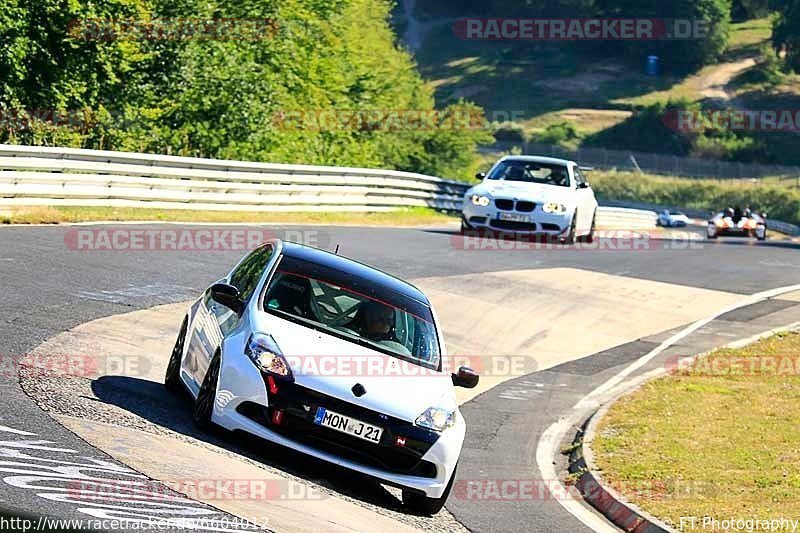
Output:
[[470, 194, 491, 207], [543, 203, 567, 214], [415, 407, 456, 432], [245, 333, 293, 379]]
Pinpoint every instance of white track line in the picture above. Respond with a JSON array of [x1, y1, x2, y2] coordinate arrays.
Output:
[[537, 283, 800, 533]]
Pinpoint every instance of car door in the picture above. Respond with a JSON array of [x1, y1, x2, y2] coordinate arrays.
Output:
[[185, 244, 274, 388], [572, 166, 596, 232]]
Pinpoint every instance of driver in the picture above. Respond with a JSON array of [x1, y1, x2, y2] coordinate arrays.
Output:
[[551, 168, 568, 186], [725, 207, 734, 222], [360, 300, 395, 341], [506, 166, 526, 181]]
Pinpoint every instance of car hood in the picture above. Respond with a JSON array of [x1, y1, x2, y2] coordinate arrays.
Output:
[[471, 180, 574, 204], [253, 313, 456, 423]]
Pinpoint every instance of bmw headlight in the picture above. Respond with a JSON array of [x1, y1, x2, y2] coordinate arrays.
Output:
[[470, 195, 491, 207], [415, 407, 456, 432], [245, 333, 293, 379], [543, 203, 567, 214]]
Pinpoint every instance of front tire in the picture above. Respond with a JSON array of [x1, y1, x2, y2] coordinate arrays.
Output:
[[193, 352, 221, 432], [165, 318, 187, 393], [402, 465, 457, 516], [561, 213, 577, 245], [579, 212, 596, 244]]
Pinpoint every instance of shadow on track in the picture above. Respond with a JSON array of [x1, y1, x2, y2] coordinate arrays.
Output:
[[90, 375, 412, 514]]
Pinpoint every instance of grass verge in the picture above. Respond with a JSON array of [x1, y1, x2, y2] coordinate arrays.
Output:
[[592, 329, 800, 528], [0, 206, 457, 226]]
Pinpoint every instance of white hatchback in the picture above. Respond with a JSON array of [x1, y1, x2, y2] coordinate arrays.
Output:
[[462, 155, 598, 243], [165, 240, 479, 515]]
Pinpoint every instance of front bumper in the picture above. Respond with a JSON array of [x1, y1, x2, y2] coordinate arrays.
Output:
[[212, 345, 464, 498], [709, 224, 765, 237], [462, 201, 572, 235]]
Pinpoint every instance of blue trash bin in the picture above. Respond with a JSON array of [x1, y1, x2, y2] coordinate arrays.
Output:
[[646, 55, 659, 76]]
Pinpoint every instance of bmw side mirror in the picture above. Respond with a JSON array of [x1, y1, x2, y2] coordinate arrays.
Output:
[[452, 366, 479, 389], [210, 283, 243, 315], [475, 172, 486, 181]]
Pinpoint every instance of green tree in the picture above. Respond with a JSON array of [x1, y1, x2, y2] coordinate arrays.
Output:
[[0, 0, 490, 179], [774, 0, 800, 71], [595, 0, 732, 71]]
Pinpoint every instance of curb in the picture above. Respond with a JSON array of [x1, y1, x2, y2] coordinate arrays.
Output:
[[568, 412, 672, 533], [567, 321, 800, 533]]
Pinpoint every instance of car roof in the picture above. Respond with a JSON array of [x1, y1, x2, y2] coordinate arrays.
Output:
[[498, 155, 575, 166], [279, 241, 430, 305]]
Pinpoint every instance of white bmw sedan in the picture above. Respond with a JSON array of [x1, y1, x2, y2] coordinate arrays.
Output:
[[165, 240, 478, 514], [461, 155, 598, 243]]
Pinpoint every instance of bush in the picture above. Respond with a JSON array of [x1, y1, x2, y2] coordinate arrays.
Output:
[[530, 121, 581, 147], [493, 126, 526, 143], [585, 99, 774, 163]]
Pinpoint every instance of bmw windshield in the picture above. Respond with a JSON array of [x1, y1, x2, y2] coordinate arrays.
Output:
[[262, 256, 441, 370], [488, 160, 571, 187]]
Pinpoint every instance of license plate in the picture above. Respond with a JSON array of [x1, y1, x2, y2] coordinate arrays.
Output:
[[314, 407, 383, 444], [499, 213, 530, 223]]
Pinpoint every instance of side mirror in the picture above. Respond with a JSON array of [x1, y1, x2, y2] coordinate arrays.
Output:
[[210, 283, 243, 315], [577, 182, 589, 189], [475, 172, 486, 181], [452, 366, 479, 389]]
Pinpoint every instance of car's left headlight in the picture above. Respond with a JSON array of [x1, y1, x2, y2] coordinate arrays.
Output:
[[543, 203, 567, 214], [470, 194, 491, 207], [245, 333, 293, 380], [415, 407, 456, 432]]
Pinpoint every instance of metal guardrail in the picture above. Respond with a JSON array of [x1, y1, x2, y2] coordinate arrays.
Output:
[[0, 145, 468, 212], [594, 207, 657, 229], [0, 144, 662, 228]]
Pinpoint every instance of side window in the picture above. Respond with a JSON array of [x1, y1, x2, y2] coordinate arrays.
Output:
[[229, 245, 273, 303]]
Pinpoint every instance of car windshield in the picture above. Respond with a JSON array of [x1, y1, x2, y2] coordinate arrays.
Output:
[[669, 212, 684, 216], [487, 160, 571, 187], [262, 257, 441, 370]]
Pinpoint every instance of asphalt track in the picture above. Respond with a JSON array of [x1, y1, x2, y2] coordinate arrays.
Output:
[[2, 223, 800, 532]]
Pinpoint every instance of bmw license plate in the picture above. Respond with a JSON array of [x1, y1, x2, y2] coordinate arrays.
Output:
[[314, 407, 383, 444], [499, 213, 530, 223]]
